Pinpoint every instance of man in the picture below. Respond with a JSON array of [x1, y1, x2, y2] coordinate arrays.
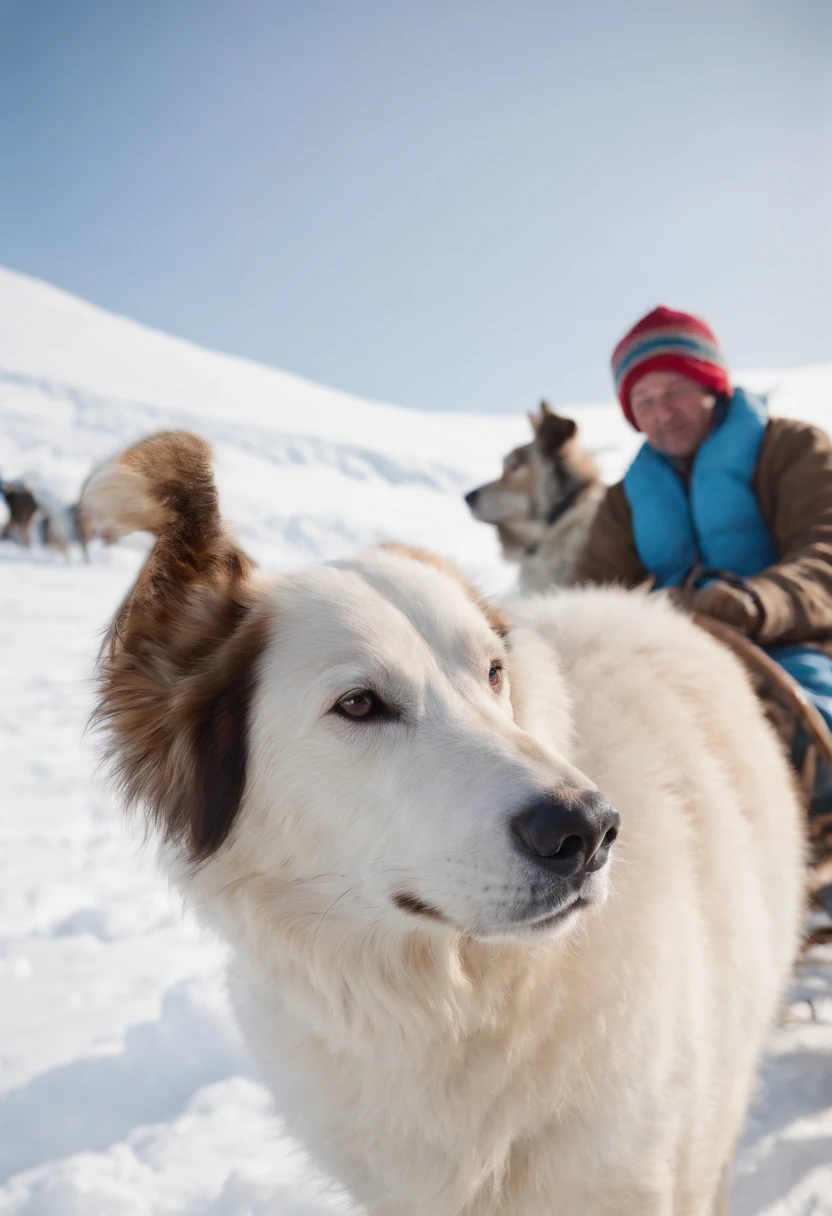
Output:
[[577, 306, 832, 919], [576, 304, 832, 747]]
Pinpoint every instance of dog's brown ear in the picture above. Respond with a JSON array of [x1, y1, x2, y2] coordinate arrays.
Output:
[[536, 411, 578, 459], [84, 431, 272, 861], [380, 542, 510, 640]]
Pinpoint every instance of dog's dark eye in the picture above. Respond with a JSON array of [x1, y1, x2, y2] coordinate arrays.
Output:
[[489, 663, 503, 690], [336, 691, 384, 720]]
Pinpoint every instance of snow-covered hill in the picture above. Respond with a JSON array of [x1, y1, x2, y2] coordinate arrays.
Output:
[[0, 265, 538, 576], [1, 266, 830, 1214]]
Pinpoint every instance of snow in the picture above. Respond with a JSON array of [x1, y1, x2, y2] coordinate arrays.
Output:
[[0, 264, 830, 1214]]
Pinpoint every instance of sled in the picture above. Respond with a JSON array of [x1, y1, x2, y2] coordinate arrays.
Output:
[[693, 613, 832, 951]]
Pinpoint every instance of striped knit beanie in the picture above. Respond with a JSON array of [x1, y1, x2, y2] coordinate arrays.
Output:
[[611, 306, 732, 428]]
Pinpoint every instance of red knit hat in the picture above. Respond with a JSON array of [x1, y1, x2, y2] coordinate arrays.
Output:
[[611, 306, 732, 428]]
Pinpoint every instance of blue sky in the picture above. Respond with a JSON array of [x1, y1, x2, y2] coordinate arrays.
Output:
[[1, 0, 830, 412]]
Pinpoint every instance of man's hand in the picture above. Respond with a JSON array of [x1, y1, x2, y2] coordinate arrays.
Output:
[[668, 580, 763, 636]]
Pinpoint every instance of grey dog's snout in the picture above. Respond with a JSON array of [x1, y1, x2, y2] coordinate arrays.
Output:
[[510, 789, 620, 878], [465, 488, 480, 510]]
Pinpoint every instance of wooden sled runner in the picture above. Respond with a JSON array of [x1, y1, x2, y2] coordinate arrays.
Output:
[[693, 613, 832, 951]]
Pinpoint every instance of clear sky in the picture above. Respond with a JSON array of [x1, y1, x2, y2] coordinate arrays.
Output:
[[2, 0, 830, 412]]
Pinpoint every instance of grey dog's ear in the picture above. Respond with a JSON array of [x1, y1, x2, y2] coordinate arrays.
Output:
[[536, 412, 578, 460], [528, 400, 554, 435]]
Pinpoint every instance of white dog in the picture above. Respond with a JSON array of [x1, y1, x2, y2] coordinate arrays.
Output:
[[83, 431, 804, 1216]]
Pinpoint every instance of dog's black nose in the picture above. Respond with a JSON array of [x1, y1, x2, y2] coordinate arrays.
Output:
[[510, 789, 619, 878], [465, 488, 479, 509]]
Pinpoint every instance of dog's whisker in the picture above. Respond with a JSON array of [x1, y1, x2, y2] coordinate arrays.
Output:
[[309, 883, 363, 953]]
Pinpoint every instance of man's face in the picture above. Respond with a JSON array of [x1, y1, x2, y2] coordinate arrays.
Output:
[[629, 371, 717, 460]]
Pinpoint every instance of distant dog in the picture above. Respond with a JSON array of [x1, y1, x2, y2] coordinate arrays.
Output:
[[0, 480, 39, 546], [466, 403, 604, 591], [83, 429, 802, 1216]]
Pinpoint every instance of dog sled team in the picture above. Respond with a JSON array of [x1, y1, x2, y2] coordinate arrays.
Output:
[[74, 305, 829, 1214]]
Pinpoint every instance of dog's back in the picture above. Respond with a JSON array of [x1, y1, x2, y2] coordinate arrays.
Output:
[[505, 588, 803, 1210]]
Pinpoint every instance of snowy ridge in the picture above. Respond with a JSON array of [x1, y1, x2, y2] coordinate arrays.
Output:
[[0, 366, 493, 496], [0, 366, 500, 567], [0, 266, 831, 1214], [0, 264, 536, 575]]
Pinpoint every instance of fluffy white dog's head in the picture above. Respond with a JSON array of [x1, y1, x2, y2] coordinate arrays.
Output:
[[86, 433, 619, 947]]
